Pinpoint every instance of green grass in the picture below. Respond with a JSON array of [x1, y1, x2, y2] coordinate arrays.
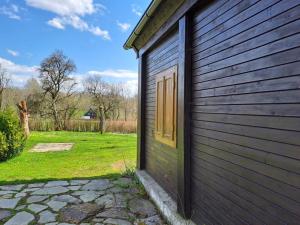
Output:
[[0, 131, 137, 184]]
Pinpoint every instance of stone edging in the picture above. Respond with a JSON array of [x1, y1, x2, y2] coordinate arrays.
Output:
[[136, 170, 195, 225]]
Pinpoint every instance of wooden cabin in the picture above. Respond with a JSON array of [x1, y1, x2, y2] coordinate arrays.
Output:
[[124, 0, 300, 224]]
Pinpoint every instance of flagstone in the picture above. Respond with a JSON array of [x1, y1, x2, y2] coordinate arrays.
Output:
[[0, 210, 12, 222], [92, 218, 105, 223], [28, 183, 45, 188], [126, 187, 140, 195], [69, 180, 89, 185], [4, 211, 34, 225], [68, 186, 81, 191], [15, 192, 27, 198], [0, 198, 21, 209], [39, 210, 57, 224], [0, 194, 14, 199], [106, 186, 124, 194], [60, 203, 102, 224], [52, 195, 81, 204], [0, 191, 16, 195], [129, 198, 157, 218], [114, 193, 133, 208], [113, 177, 133, 186], [134, 215, 164, 225], [28, 203, 48, 213], [104, 218, 131, 225], [95, 194, 115, 208], [21, 188, 40, 193], [27, 195, 48, 203], [72, 191, 102, 203], [0, 185, 25, 191], [31, 186, 69, 195], [97, 208, 132, 220], [58, 223, 76, 225], [81, 179, 113, 191], [45, 181, 69, 187], [0, 177, 165, 225], [47, 200, 67, 211]]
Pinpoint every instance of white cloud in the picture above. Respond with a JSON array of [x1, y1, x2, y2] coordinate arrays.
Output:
[[7, 49, 19, 57], [125, 79, 138, 96], [47, 15, 110, 40], [0, 57, 38, 87], [131, 4, 142, 17], [0, 57, 37, 75], [117, 21, 131, 32], [47, 17, 65, 29], [26, 0, 98, 16], [26, 0, 110, 40], [0, 4, 21, 20], [48, 16, 87, 31], [89, 26, 110, 39], [87, 69, 137, 79]]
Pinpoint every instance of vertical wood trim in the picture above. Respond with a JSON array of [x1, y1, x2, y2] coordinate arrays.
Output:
[[177, 14, 192, 218], [137, 54, 146, 170]]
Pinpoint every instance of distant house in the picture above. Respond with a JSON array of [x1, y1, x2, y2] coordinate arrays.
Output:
[[82, 108, 97, 120], [124, 0, 300, 225]]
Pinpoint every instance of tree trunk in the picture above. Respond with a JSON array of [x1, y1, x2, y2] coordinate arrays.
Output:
[[124, 108, 127, 121], [117, 108, 120, 120], [52, 102, 62, 130], [99, 106, 105, 134], [17, 100, 30, 137]]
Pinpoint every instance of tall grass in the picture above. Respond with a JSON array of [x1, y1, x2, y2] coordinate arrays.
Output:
[[29, 119, 137, 133]]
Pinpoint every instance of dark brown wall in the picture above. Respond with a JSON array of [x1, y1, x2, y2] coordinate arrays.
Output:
[[190, 0, 300, 224], [144, 29, 179, 200]]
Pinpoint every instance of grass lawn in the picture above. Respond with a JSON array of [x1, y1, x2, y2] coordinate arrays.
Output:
[[0, 131, 137, 184]]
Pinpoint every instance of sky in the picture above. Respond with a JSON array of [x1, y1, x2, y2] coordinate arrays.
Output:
[[0, 0, 151, 94]]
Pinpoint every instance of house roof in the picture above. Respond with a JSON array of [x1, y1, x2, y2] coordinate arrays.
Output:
[[123, 0, 162, 51], [123, 0, 184, 51], [84, 108, 96, 117]]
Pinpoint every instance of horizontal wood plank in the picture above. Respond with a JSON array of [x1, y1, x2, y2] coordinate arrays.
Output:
[[143, 29, 179, 202], [191, 1, 300, 224]]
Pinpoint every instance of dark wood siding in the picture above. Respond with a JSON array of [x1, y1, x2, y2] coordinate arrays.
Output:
[[190, 0, 300, 224], [144, 29, 179, 200]]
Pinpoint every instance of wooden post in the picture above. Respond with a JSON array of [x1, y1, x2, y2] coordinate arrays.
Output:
[[177, 14, 192, 218], [17, 100, 30, 137]]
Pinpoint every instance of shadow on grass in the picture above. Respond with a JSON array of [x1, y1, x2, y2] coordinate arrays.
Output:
[[0, 173, 121, 186]]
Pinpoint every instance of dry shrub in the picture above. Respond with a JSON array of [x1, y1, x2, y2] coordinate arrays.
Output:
[[105, 120, 137, 133], [29, 119, 137, 133]]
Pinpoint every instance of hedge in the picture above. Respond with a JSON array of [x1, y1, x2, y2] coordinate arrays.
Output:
[[0, 109, 26, 161]]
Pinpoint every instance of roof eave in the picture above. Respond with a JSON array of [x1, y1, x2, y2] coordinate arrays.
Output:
[[123, 0, 162, 50]]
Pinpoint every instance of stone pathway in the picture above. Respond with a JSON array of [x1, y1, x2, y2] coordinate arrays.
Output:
[[0, 177, 166, 225]]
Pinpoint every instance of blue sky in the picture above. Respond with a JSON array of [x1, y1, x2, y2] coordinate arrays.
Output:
[[0, 0, 150, 93]]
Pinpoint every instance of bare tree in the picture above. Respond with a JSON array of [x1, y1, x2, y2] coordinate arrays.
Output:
[[0, 64, 11, 109], [25, 78, 44, 116], [85, 76, 122, 134], [39, 50, 77, 130]]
